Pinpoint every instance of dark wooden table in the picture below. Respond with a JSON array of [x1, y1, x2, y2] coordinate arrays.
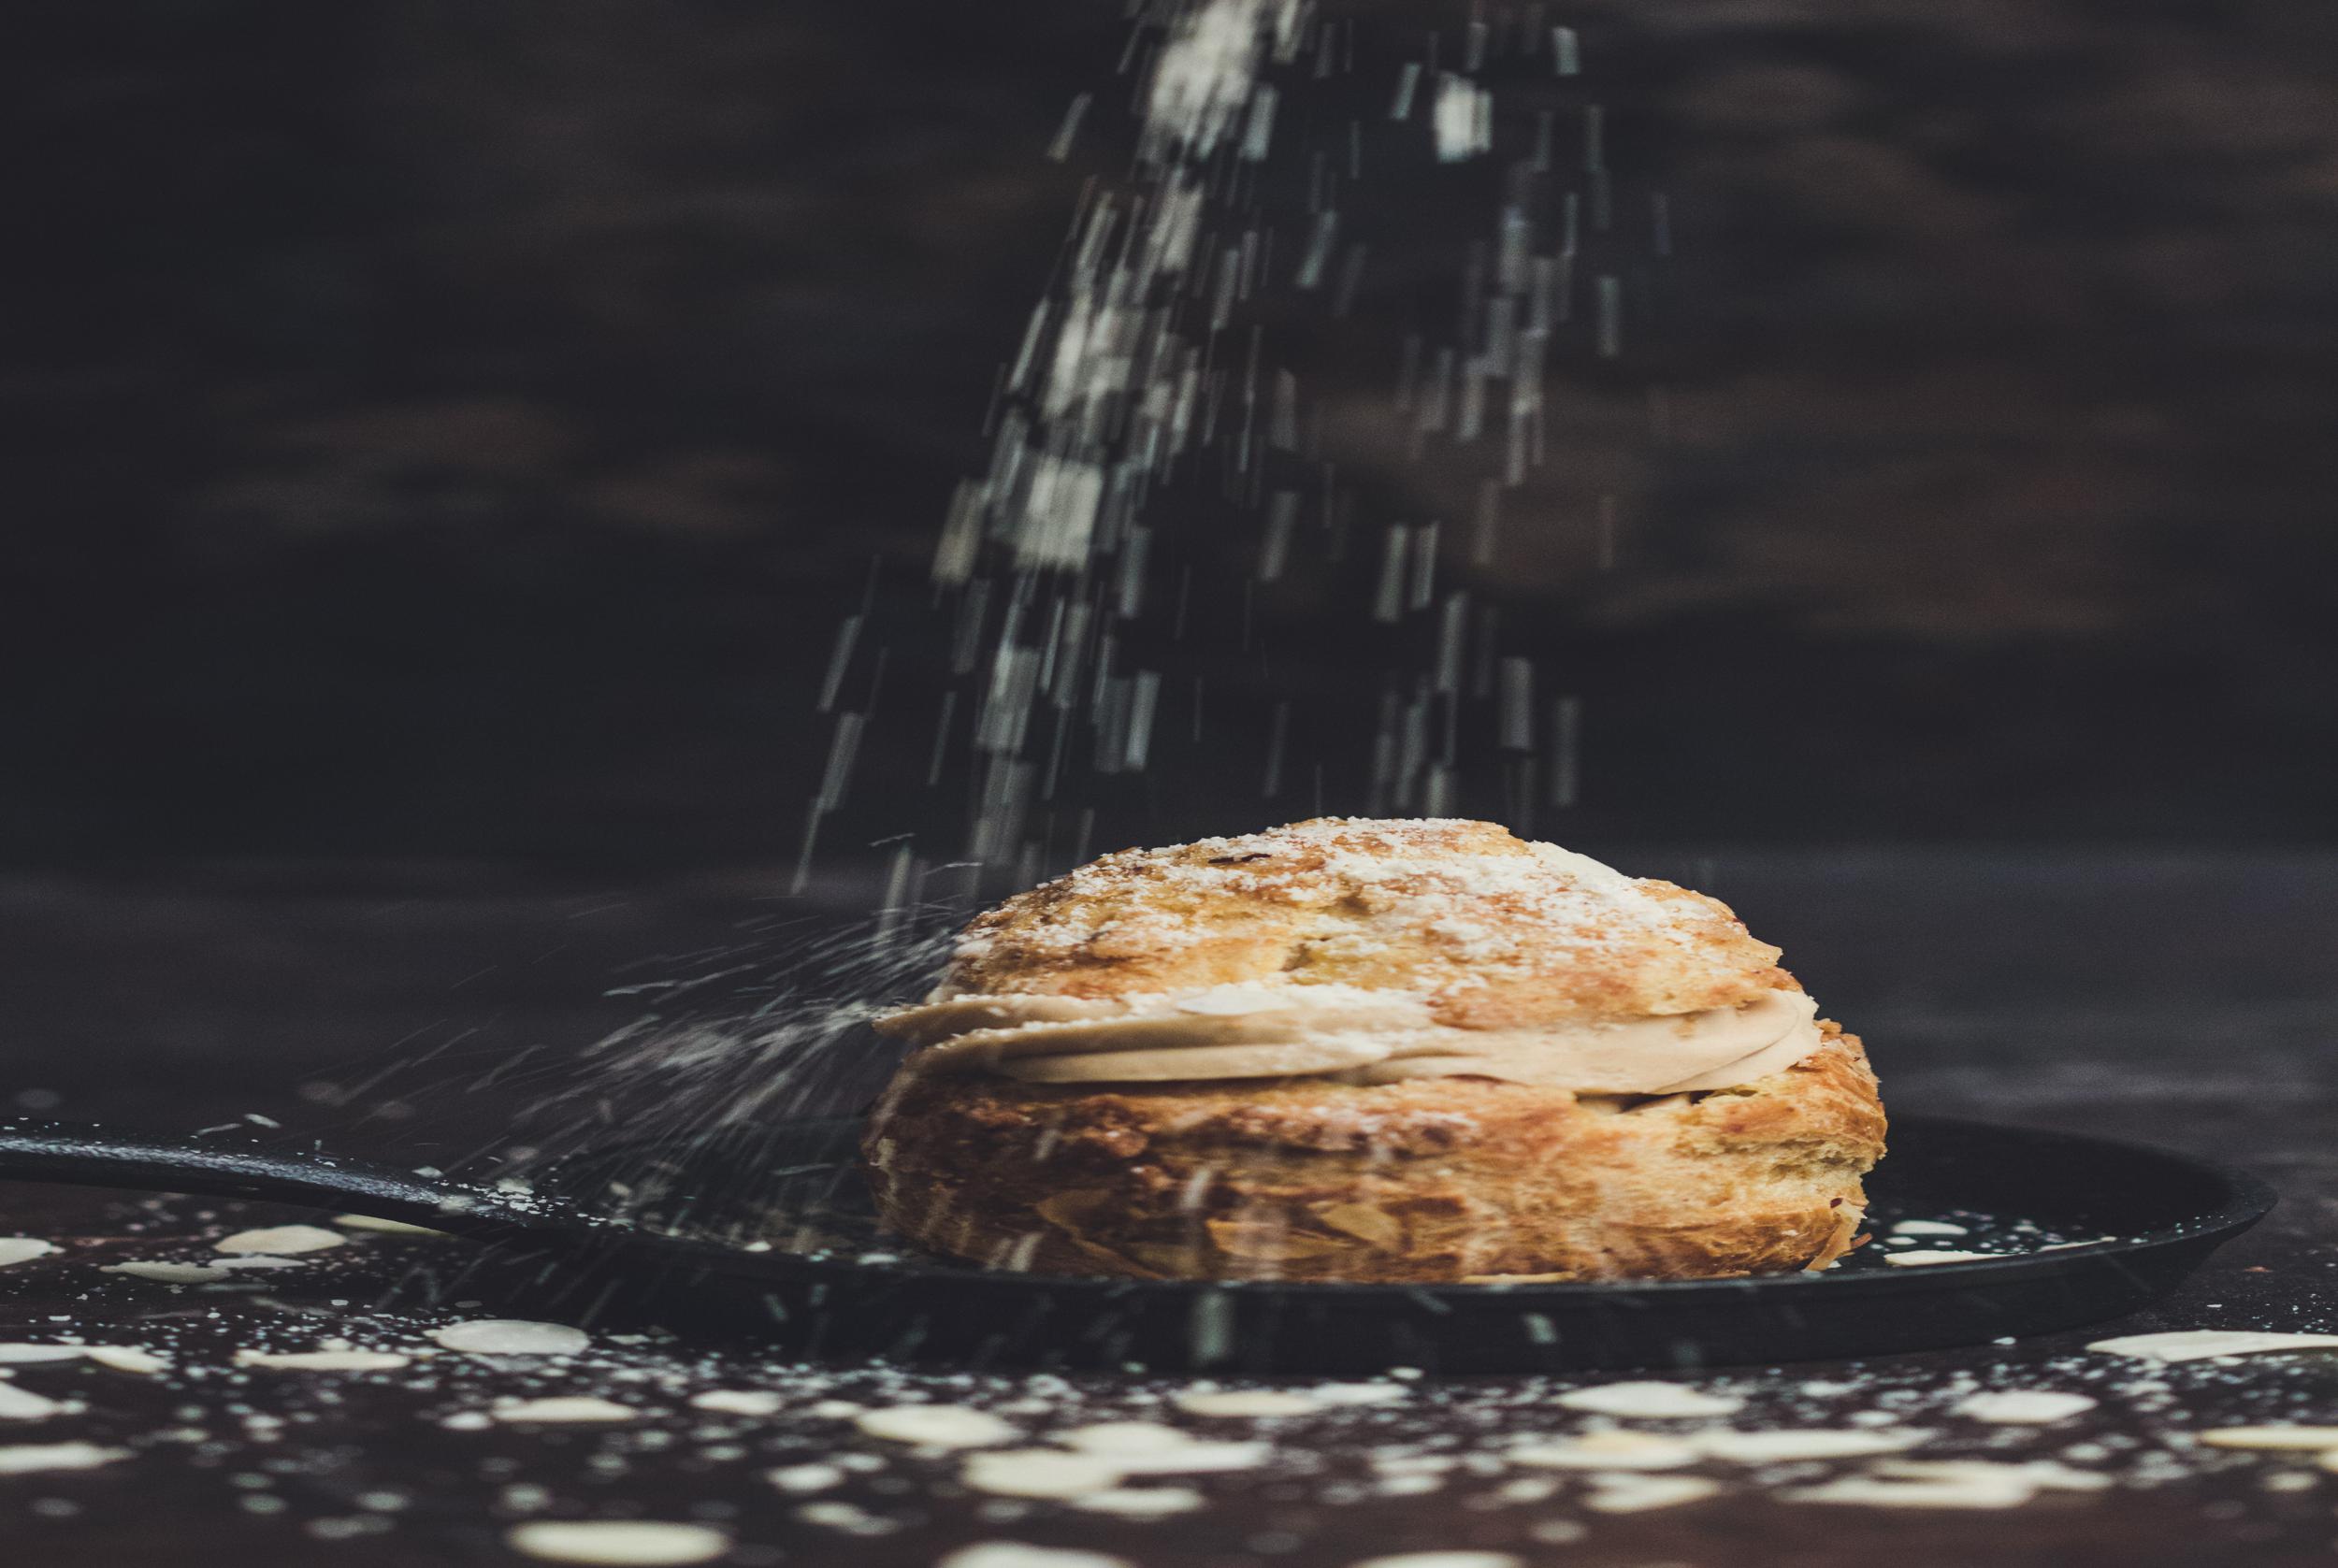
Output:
[[5, 850, 2336, 1567]]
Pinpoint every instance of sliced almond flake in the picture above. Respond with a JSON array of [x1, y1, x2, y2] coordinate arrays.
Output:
[[1888, 1220, 1970, 1236], [236, 1349, 413, 1371], [213, 1224, 346, 1256], [1882, 1250, 1997, 1267], [1782, 1473, 2033, 1509], [1067, 1486, 1205, 1517], [80, 1346, 169, 1374], [961, 1448, 1129, 1498], [429, 1320, 589, 1357], [2085, 1331, 2338, 1363], [1580, 1474, 1722, 1513], [854, 1404, 1021, 1449], [1952, 1390, 2098, 1425], [1552, 1381, 1742, 1418], [1695, 1428, 1932, 1463], [763, 1463, 844, 1494], [0, 1239, 56, 1269], [0, 1343, 165, 1375], [0, 1385, 75, 1421], [1097, 1439, 1269, 1475], [103, 1261, 235, 1284], [1172, 1388, 1323, 1417], [1509, 1431, 1700, 1471], [1874, 1460, 2110, 1492], [505, 1519, 729, 1565], [2198, 1426, 2338, 1450], [2320, 1451, 2338, 1475], [492, 1397, 641, 1424], [1306, 1383, 1409, 1406], [938, 1546, 1137, 1568], [794, 1501, 901, 1535], [691, 1390, 783, 1417], [0, 1441, 129, 1474], [1056, 1421, 1203, 1456], [332, 1214, 449, 1236]]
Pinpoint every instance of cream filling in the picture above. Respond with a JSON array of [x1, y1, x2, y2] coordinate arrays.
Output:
[[876, 984, 1824, 1093]]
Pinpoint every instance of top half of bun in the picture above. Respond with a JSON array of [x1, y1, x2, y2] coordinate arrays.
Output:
[[933, 818, 1793, 1029]]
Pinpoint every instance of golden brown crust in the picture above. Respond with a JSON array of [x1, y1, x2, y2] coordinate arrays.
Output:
[[939, 818, 1791, 1026], [860, 1024, 1886, 1283]]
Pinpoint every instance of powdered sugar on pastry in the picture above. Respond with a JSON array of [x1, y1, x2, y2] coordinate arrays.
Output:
[[880, 820, 1826, 1093]]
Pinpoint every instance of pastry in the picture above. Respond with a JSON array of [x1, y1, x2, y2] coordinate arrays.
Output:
[[861, 818, 1884, 1282]]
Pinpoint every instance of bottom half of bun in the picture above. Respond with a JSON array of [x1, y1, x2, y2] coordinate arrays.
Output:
[[859, 1023, 1887, 1284]]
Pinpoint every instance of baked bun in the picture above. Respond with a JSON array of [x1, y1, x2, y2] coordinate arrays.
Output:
[[862, 818, 1884, 1283]]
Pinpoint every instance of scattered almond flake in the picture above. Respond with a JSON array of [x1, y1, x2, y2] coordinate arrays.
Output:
[[1889, 1220, 1970, 1236], [794, 1501, 901, 1535], [2085, 1331, 2338, 1363], [1580, 1474, 1722, 1513], [1067, 1486, 1205, 1518], [430, 1320, 589, 1357], [1376, 1473, 1444, 1498], [0, 1345, 86, 1364], [0, 1385, 75, 1421], [218, 1255, 309, 1272], [492, 1397, 642, 1424], [1882, 1250, 1997, 1267], [938, 1546, 1136, 1568], [1508, 1431, 1700, 1471], [763, 1463, 845, 1494], [1046, 1421, 1269, 1474], [2320, 1451, 2338, 1475], [213, 1224, 346, 1256], [505, 1520, 730, 1565], [236, 1349, 414, 1371], [1552, 1381, 1743, 1418], [79, 1346, 168, 1374], [1350, 1555, 1524, 1568], [1306, 1383, 1409, 1406], [1057, 1421, 1198, 1456], [2197, 1426, 2338, 1450], [440, 1412, 494, 1431], [961, 1448, 1131, 1499], [103, 1261, 235, 1284], [2263, 1471, 2320, 1491], [807, 1399, 866, 1418], [0, 1239, 56, 1269], [0, 1442, 129, 1474], [1171, 1388, 1323, 1417], [1952, 1390, 2099, 1425], [1467, 1475, 1551, 1507], [690, 1389, 784, 1417], [332, 1214, 449, 1236], [1695, 1428, 1932, 1463], [1873, 1460, 2110, 1493], [1092, 1439, 1269, 1475], [1781, 1473, 2033, 1509], [854, 1404, 1022, 1449]]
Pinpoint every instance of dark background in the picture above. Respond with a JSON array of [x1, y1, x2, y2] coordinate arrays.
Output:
[[7, 0, 2337, 880], [5, 20, 2338, 1565]]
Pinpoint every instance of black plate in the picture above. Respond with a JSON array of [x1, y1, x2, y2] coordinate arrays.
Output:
[[0, 1114, 2273, 1374], [494, 1112, 2274, 1373]]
